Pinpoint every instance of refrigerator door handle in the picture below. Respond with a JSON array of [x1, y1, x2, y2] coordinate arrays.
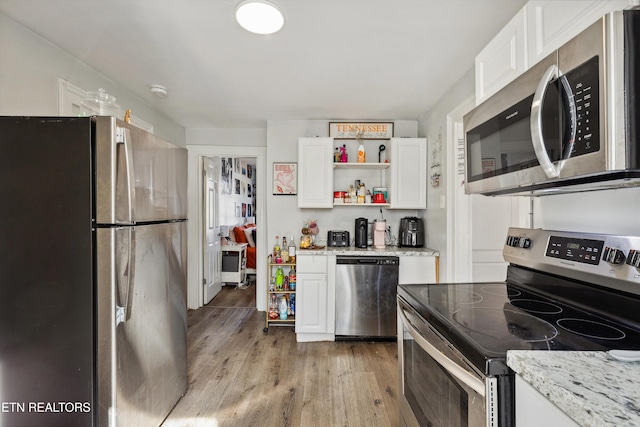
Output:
[[116, 126, 136, 224], [116, 227, 136, 325]]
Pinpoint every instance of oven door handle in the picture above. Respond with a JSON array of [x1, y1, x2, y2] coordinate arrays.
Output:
[[398, 303, 486, 397]]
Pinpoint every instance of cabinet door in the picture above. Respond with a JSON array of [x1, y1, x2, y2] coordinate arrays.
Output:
[[297, 137, 333, 208], [475, 7, 527, 105], [515, 375, 579, 427], [388, 138, 427, 209], [399, 256, 437, 284], [295, 273, 328, 334], [526, 0, 629, 67]]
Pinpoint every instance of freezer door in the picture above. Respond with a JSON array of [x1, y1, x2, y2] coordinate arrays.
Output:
[[96, 222, 187, 426], [95, 117, 188, 224]]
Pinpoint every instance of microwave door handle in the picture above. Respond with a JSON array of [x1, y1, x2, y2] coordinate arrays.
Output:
[[530, 64, 561, 178], [398, 303, 486, 397]]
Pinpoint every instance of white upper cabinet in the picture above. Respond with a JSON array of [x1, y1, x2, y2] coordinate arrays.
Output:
[[297, 137, 334, 208], [475, 7, 528, 105], [387, 138, 427, 210], [526, 0, 631, 66], [475, 0, 633, 106]]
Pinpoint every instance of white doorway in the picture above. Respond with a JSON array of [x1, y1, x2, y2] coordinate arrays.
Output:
[[203, 157, 222, 303], [446, 97, 530, 282], [187, 146, 267, 311]]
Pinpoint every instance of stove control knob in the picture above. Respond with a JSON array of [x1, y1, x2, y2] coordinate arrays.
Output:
[[603, 247, 626, 265], [626, 249, 640, 268], [518, 238, 532, 249]]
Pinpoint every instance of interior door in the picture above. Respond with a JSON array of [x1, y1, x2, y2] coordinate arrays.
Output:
[[203, 157, 222, 303]]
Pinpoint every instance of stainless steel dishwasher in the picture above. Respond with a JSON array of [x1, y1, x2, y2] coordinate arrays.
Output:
[[335, 256, 399, 339]]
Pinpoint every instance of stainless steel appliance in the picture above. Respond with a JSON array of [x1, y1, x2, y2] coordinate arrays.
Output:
[[398, 227, 640, 427], [464, 10, 640, 196], [335, 256, 399, 338], [354, 217, 368, 248], [0, 116, 188, 426], [399, 217, 425, 248], [327, 230, 350, 247]]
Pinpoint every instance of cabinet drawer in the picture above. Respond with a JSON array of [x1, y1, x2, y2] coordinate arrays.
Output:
[[297, 255, 327, 273]]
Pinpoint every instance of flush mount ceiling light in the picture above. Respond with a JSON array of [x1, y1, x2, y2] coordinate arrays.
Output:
[[235, 1, 285, 35], [150, 84, 168, 98]]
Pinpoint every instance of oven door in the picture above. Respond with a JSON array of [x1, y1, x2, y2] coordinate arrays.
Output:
[[397, 298, 495, 427]]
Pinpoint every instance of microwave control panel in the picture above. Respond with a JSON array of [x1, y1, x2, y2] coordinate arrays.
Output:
[[564, 56, 600, 157]]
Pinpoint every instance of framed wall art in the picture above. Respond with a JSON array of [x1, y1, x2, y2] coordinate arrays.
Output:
[[273, 162, 297, 195]]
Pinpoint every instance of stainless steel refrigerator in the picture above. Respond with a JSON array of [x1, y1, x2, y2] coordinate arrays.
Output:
[[0, 116, 188, 426]]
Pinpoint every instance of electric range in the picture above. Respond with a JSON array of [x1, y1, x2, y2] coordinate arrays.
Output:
[[397, 227, 640, 427]]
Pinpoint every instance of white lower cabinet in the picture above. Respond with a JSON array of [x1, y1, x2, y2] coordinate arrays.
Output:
[[515, 375, 579, 427], [398, 256, 438, 284], [295, 255, 335, 342]]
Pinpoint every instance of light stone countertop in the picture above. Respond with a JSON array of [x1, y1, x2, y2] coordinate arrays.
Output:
[[507, 350, 640, 427], [296, 246, 439, 257]]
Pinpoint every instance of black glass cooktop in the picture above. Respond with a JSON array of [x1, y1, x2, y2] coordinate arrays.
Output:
[[398, 269, 640, 375]]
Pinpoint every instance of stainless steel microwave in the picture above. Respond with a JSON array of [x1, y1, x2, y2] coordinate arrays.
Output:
[[464, 10, 640, 196]]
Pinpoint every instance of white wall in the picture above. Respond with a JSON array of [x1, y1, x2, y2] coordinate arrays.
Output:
[[418, 68, 477, 282], [533, 188, 640, 235], [0, 13, 185, 145], [187, 127, 267, 147]]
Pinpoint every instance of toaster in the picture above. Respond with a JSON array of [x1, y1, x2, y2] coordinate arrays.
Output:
[[327, 230, 350, 247]]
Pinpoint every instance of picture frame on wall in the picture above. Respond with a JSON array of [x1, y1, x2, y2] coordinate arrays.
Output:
[[273, 162, 297, 195]]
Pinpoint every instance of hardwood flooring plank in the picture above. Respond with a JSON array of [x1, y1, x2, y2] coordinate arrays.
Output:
[[163, 291, 399, 427]]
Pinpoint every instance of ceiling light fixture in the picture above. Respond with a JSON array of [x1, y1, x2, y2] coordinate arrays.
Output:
[[150, 84, 168, 98], [235, 1, 285, 35]]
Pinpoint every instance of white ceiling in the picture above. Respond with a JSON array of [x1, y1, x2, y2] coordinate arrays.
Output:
[[0, 0, 527, 129]]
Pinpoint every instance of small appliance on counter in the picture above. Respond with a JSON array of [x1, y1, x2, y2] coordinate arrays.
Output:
[[399, 217, 425, 247], [373, 219, 386, 249], [327, 230, 350, 247], [354, 218, 368, 248]]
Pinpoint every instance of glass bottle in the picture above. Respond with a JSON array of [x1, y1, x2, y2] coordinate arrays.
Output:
[[288, 235, 296, 264], [273, 235, 280, 260], [281, 236, 289, 263]]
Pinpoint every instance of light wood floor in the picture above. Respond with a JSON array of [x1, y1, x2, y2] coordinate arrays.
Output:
[[162, 283, 400, 427]]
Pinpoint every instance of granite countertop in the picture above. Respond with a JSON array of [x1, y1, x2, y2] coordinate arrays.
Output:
[[297, 246, 439, 257], [507, 350, 640, 427]]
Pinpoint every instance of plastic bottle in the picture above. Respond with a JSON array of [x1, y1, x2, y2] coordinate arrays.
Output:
[[275, 266, 284, 291], [290, 294, 295, 316], [279, 295, 288, 320], [357, 142, 366, 163]]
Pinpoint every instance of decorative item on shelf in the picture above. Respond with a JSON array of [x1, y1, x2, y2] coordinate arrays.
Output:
[[329, 122, 394, 139], [124, 109, 132, 123], [356, 132, 366, 163], [339, 145, 348, 162], [378, 144, 386, 163]]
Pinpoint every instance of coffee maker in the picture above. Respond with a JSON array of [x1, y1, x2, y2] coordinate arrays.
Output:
[[399, 217, 425, 247], [354, 217, 368, 248]]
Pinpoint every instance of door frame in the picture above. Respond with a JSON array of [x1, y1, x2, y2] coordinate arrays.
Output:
[[186, 146, 267, 310], [446, 95, 475, 282]]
